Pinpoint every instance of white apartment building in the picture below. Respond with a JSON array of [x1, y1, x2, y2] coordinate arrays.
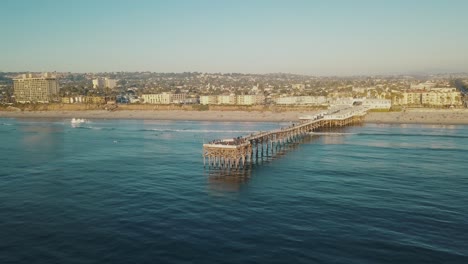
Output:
[[142, 93, 171, 104], [329, 97, 355, 106], [217, 95, 236, 105], [93, 78, 117, 89], [171, 93, 187, 104], [142, 93, 186, 104], [393, 88, 462, 106], [200, 95, 265, 105], [275, 96, 327, 105], [421, 90, 461, 106], [200, 95, 218, 105], [236, 95, 265, 105], [362, 99, 391, 109]]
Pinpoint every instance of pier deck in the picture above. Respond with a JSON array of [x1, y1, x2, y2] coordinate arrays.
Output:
[[203, 106, 368, 169]]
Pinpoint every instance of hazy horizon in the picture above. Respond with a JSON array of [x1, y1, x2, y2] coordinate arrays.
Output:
[[3, 70, 468, 78], [1, 0, 468, 75]]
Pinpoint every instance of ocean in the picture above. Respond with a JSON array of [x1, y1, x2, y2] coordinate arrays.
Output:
[[1, 118, 467, 264]]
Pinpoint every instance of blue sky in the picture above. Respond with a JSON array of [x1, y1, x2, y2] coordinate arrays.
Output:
[[1, 0, 468, 75]]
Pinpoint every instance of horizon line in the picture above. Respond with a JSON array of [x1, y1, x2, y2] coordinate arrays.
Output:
[[1, 70, 468, 78]]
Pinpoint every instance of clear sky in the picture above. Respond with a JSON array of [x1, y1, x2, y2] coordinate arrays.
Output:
[[1, 0, 468, 75]]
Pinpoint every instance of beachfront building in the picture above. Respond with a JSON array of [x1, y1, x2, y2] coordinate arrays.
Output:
[[275, 96, 327, 105], [13, 73, 59, 103], [142, 93, 187, 104], [200, 95, 264, 105], [390, 91, 420, 106], [84, 96, 106, 104], [393, 88, 462, 107], [171, 93, 187, 104], [92, 78, 117, 89], [200, 95, 218, 105], [236, 95, 265, 105], [362, 99, 392, 109], [142, 93, 171, 104], [61, 96, 107, 104], [421, 88, 461, 107], [61, 96, 83, 104], [329, 97, 355, 107], [405, 92, 422, 105], [217, 94, 236, 105]]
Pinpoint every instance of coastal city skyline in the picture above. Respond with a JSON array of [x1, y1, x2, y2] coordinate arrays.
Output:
[[2, 71, 467, 108], [2, 0, 468, 75], [2, 1, 468, 263]]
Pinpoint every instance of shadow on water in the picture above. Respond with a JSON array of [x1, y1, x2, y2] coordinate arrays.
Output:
[[205, 127, 355, 192], [206, 166, 254, 193]]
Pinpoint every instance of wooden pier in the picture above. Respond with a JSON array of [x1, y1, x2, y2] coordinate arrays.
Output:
[[203, 106, 368, 169]]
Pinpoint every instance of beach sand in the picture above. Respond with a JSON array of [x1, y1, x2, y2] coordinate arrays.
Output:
[[365, 109, 468, 125], [0, 110, 313, 122], [1, 109, 468, 124]]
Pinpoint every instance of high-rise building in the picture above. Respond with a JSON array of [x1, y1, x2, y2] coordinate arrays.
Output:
[[105, 78, 117, 89], [13, 73, 59, 103], [92, 79, 104, 89], [92, 77, 117, 89]]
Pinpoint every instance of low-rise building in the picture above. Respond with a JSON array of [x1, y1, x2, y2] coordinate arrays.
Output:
[[393, 88, 462, 107], [84, 96, 106, 104], [142, 93, 186, 104], [171, 93, 187, 104], [329, 97, 354, 107], [61, 97, 71, 104], [275, 96, 326, 105], [406, 92, 422, 105], [217, 95, 236, 105], [200, 95, 218, 105], [421, 89, 461, 106], [362, 99, 391, 109], [200, 95, 264, 105], [237, 95, 265, 105]]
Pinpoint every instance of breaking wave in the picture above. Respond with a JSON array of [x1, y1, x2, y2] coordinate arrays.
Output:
[[139, 128, 258, 133]]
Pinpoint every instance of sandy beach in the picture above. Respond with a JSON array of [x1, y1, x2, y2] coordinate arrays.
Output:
[[365, 109, 468, 125], [1, 109, 468, 124], [0, 110, 311, 122]]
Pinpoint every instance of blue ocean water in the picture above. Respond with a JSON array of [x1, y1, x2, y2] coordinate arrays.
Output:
[[1, 118, 467, 264]]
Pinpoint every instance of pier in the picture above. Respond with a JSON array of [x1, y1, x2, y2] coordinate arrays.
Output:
[[203, 106, 368, 169]]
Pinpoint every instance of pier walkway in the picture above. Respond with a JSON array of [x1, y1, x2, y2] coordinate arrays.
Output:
[[203, 106, 368, 169]]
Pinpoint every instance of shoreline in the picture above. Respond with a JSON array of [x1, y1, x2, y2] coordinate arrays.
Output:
[[1, 109, 468, 125]]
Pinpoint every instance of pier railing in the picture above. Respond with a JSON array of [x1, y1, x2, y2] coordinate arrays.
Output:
[[203, 106, 368, 169]]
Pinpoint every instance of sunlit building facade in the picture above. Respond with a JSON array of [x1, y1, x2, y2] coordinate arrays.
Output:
[[13, 73, 59, 103]]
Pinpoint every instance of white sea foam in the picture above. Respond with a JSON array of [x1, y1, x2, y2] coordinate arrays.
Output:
[[309, 132, 356, 136], [71, 118, 91, 128], [145, 128, 258, 133]]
